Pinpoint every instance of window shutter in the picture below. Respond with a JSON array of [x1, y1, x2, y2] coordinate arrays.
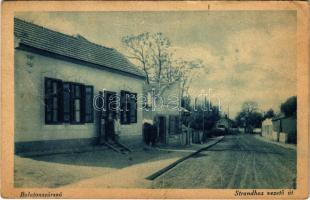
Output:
[[80, 85, 86, 123], [120, 91, 126, 124], [97, 91, 104, 111], [175, 116, 180, 134], [130, 93, 137, 123], [57, 80, 64, 122], [63, 82, 71, 123], [84, 86, 94, 123], [45, 78, 53, 124], [69, 83, 75, 123], [169, 115, 175, 134], [44, 77, 63, 124]]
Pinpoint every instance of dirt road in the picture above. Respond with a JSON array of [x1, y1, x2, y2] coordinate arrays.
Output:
[[152, 134, 296, 189]]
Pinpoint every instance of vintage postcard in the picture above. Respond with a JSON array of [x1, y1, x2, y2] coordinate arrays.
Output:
[[1, 1, 309, 199]]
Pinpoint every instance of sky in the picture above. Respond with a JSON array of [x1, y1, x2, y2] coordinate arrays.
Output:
[[15, 11, 297, 118]]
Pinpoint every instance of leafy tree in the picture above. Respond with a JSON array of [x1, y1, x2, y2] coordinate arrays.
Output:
[[241, 101, 258, 113], [280, 96, 297, 117], [235, 101, 263, 131], [263, 108, 275, 119], [189, 104, 220, 131]]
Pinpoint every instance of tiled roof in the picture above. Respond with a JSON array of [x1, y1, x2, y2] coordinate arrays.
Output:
[[14, 18, 146, 78]]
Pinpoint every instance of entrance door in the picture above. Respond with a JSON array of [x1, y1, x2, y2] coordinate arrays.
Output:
[[158, 116, 166, 143], [98, 90, 117, 143]]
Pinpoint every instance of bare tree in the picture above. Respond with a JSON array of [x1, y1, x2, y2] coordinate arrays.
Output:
[[122, 33, 153, 84], [241, 101, 258, 113], [174, 59, 204, 97], [148, 32, 171, 83], [122, 32, 173, 84], [122, 32, 204, 98]]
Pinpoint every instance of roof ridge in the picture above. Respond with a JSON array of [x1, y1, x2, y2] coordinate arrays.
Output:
[[14, 17, 146, 78], [14, 17, 114, 51]]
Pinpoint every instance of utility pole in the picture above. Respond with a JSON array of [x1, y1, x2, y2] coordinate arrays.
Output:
[[228, 104, 230, 119], [202, 95, 207, 143]]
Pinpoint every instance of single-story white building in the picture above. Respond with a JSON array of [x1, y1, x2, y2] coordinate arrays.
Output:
[[143, 81, 182, 145], [215, 117, 233, 130], [14, 18, 146, 154], [261, 118, 273, 140]]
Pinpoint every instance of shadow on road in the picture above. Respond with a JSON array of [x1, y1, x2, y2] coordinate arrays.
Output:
[[22, 147, 184, 169]]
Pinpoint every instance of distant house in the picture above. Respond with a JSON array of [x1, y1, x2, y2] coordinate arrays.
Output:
[[143, 81, 182, 145], [14, 18, 146, 154], [272, 115, 297, 143], [261, 118, 273, 139], [261, 114, 297, 143], [215, 116, 233, 130]]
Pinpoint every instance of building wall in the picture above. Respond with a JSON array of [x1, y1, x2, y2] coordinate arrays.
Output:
[[142, 82, 181, 144], [14, 49, 144, 147], [215, 118, 231, 129], [261, 119, 273, 140], [272, 116, 297, 143], [143, 82, 181, 120]]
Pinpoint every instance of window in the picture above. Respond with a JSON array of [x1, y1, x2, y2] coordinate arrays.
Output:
[[146, 92, 153, 108], [120, 90, 137, 124], [45, 78, 63, 124], [169, 115, 180, 135], [44, 77, 94, 124], [70, 83, 84, 124]]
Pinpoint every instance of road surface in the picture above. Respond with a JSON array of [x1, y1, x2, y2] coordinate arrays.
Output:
[[152, 134, 296, 189]]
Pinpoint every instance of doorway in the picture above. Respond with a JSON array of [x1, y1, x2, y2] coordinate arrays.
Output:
[[98, 90, 117, 143], [158, 116, 166, 143]]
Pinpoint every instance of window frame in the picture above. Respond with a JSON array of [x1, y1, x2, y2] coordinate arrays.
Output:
[[44, 77, 94, 125], [120, 90, 137, 125], [44, 77, 63, 125], [70, 82, 85, 125]]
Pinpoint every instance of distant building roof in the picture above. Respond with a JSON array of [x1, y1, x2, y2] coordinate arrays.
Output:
[[272, 113, 286, 121], [14, 18, 146, 79], [272, 114, 296, 121]]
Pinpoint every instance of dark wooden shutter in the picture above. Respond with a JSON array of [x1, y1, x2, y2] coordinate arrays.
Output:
[[44, 77, 63, 124], [120, 91, 126, 124], [84, 86, 94, 123], [45, 78, 53, 124], [69, 83, 75, 123], [169, 115, 175, 134], [63, 82, 71, 123], [175, 116, 180, 134], [97, 91, 103, 110], [130, 93, 137, 123], [57, 80, 64, 122], [80, 85, 86, 123]]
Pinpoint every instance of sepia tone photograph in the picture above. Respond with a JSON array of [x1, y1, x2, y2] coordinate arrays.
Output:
[[1, 1, 309, 199]]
